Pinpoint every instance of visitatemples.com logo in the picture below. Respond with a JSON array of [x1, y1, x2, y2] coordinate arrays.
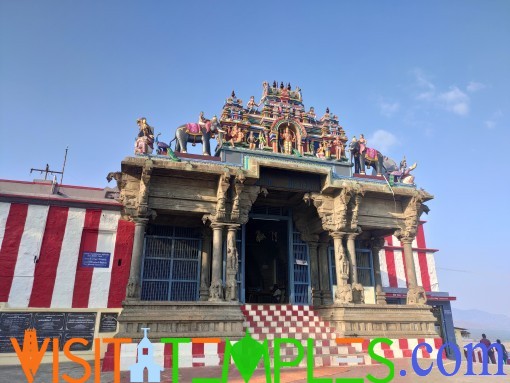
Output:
[[10, 328, 508, 382]]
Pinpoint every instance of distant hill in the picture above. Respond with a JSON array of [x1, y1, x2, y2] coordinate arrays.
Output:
[[453, 308, 510, 341]]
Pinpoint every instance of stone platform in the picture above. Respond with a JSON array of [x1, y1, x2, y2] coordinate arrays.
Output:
[[316, 303, 438, 338], [116, 301, 245, 340]]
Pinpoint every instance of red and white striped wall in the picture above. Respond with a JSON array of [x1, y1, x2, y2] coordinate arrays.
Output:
[[0, 202, 134, 309], [379, 223, 439, 292]]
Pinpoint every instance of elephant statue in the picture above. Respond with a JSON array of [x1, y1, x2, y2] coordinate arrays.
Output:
[[173, 117, 221, 156], [349, 140, 384, 176]]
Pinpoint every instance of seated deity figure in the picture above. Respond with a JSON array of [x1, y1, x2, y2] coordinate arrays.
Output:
[[198, 111, 208, 128], [135, 117, 154, 154]]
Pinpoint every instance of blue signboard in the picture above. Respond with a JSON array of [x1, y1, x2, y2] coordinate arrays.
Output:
[[82, 252, 111, 268]]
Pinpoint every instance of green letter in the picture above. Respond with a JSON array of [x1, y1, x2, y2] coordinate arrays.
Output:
[[366, 338, 394, 383], [160, 337, 191, 383], [306, 338, 333, 383], [274, 338, 304, 383]]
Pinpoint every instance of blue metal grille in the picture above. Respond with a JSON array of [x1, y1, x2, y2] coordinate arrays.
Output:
[[141, 226, 201, 301], [292, 231, 310, 304]]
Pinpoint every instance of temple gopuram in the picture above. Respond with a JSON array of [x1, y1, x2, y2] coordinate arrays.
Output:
[[0, 82, 456, 369]]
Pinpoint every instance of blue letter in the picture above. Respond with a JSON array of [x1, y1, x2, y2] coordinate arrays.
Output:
[[411, 342, 433, 377], [437, 343, 460, 376]]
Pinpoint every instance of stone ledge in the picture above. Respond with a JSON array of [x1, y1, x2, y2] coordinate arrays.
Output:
[[316, 303, 439, 338]]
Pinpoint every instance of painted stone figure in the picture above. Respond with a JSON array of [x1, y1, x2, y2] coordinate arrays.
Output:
[[281, 127, 295, 154], [349, 139, 384, 176], [135, 117, 155, 155]]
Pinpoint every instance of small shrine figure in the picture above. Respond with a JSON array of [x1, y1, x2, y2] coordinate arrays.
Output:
[[135, 117, 154, 154], [247, 131, 257, 150], [260, 81, 269, 103], [294, 86, 302, 101], [272, 104, 280, 119], [359, 133, 367, 154], [316, 141, 325, 159], [307, 107, 316, 123], [281, 127, 295, 155], [334, 135, 345, 159], [324, 140, 331, 159], [246, 96, 259, 113], [259, 130, 268, 149], [228, 125, 245, 147], [320, 107, 330, 122]]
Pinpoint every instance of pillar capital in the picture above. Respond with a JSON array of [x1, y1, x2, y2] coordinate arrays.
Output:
[[346, 231, 360, 241], [210, 222, 227, 230], [330, 231, 348, 240], [132, 217, 149, 226]]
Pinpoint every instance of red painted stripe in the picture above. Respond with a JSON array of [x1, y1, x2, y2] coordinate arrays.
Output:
[[417, 224, 427, 248], [107, 220, 135, 308], [0, 204, 28, 301], [29, 206, 69, 307], [72, 209, 101, 308], [384, 235, 398, 287]]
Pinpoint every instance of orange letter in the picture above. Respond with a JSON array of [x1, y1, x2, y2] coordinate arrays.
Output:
[[11, 329, 49, 383], [62, 338, 91, 383], [53, 338, 59, 383], [102, 338, 132, 383]]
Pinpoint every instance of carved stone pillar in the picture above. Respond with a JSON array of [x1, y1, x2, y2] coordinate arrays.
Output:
[[209, 223, 225, 302], [331, 232, 352, 304], [126, 218, 148, 299], [318, 242, 332, 305], [402, 238, 417, 288], [307, 241, 321, 305], [346, 232, 359, 284], [225, 224, 240, 302], [370, 237, 386, 305], [398, 234, 427, 305], [199, 228, 212, 301], [346, 232, 364, 303]]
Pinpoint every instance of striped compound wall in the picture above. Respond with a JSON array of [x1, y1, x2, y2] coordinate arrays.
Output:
[[105, 304, 444, 371], [0, 202, 134, 309]]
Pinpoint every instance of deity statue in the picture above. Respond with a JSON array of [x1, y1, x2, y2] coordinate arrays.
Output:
[[246, 96, 259, 113], [359, 133, 367, 155], [281, 127, 295, 155], [334, 135, 345, 159], [247, 131, 257, 150], [134, 117, 155, 155], [320, 107, 330, 122], [307, 107, 316, 123], [258, 130, 268, 149]]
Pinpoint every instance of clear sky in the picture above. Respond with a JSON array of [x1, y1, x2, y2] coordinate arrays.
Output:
[[1, 1, 509, 316]]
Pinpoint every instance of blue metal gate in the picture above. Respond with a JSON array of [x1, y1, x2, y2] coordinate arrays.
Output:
[[291, 229, 311, 304], [141, 226, 202, 301]]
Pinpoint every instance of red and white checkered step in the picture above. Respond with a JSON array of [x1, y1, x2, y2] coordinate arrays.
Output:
[[241, 304, 365, 367]]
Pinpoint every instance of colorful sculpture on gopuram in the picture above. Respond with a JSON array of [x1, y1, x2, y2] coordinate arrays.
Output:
[[217, 81, 349, 161]]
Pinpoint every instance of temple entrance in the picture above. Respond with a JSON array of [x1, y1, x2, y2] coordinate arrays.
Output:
[[245, 217, 289, 303]]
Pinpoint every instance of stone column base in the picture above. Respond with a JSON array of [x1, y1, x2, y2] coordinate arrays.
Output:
[[316, 303, 438, 338], [117, 301, 245, 340]]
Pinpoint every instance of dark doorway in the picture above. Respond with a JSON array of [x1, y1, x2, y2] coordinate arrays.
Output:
[[245, 218, 289, 303]]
